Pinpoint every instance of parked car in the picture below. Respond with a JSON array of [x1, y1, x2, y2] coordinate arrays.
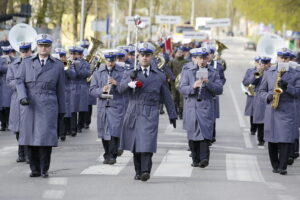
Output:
[[244, 41, 256, 51]]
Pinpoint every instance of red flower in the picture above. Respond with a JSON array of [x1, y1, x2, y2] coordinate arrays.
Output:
[[136, 80, 143, 88]]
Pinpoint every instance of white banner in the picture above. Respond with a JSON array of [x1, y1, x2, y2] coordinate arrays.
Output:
[[155, 15, 181, 24], [183, 31, 208, 40], [205, 18, 231, 27], [125, 16, 151, 25]]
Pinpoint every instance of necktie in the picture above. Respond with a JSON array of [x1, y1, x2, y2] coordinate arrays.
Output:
[[143, 68, 148, 78], [41, 59, 45, 67]]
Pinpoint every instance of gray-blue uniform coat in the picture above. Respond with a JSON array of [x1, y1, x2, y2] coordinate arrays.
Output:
[[296, 66, 300, 129], [64, 63, 76, 117], [243, 67, 256, 116], [0, 56, 14, 107], [247, 71, 266, 124], [119, 65, 177, 153], [259, 65, 300, 143], [6, 57, 29, 132], [179, 65, 223, 141], [16, 55, 65, 147], [181, 61, 194, 130], [90, 65, 125, 140], [0, 57, 7, 109], [71, 59, 90, 112], [209, 61, 226, 119]]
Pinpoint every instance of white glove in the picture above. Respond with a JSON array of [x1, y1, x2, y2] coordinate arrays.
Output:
[[128, 81, 137, 89]]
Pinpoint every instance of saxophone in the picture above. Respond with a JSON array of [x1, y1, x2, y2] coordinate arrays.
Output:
[[271, 69, 285, 109], [247, 84, 256, 96]]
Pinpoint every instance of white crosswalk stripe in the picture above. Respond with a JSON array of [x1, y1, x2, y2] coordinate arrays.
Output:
[[226, 153, 265, 182], [80, 151, 132, 175], [153, 150, 192, 177]]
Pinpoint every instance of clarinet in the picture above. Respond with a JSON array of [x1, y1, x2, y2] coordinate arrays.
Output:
[[105, 69, 112, 107], [197, 80, 204, 101]]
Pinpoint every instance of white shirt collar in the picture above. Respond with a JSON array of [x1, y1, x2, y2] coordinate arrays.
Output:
[[39, 56, 49, 65], [141, 66, 150, 76]]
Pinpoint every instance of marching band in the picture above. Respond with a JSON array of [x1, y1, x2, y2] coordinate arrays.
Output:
[[0, 21, 300, 182]]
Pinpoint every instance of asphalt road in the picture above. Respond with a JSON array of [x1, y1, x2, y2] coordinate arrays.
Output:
[[0, 36, 299, 200]]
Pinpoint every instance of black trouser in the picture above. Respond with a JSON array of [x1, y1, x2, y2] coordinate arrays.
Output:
[[15, 132, 28, 159], [250, 116, 257, 133], [0, 107, 10, 129], [189, 140, 210, 164], [102, 137, 119, 160], [213, 121, 216, 139], [64, 117, 71, 133], [289, 139, 299, 159], [57, 114, 65, 137], [133, 152, 153, 175], [71, 112, 77, 132], [28, 146, 52, 174], [268, 142, 290, 171], [78, 112, 85, 130], [256, 123, 264, 143], [84, 105, 93, 126]]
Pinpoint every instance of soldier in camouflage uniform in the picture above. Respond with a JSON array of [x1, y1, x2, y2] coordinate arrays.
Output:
[[169, 47, 189, 119]]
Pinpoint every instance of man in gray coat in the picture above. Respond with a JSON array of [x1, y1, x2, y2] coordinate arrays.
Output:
[[6, 42, 32, 163], [207, 46, 226, 143], [16, 34, 65, 178], [119, 42, 177, 182], [75, 47, 90, 133], [90, 50, 125, 165], [179, 47, 223, 168], [259, 48, 300, 175], [242, 56, 260, 135], [0, 46, 14, 131], [251, 57, 271, 146]]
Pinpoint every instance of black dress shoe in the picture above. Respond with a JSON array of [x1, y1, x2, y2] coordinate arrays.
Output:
[[117, 150, 123, 157], [211, 138, 216, 143], [103, 160, 109, 164], [294, 152, 299, 159], [71, 131, 77, 137], [134, 174, 141, 180], [108, 158, 116, 165], [41, 172, 49, 178], [84, 124, 90, 129], [287, 157, 294, 165], [258, 141, 265, 146], [159, 110, 165, 115], [29, 172, 41, 177], [199, 159, 209, 168], [16, 157, 26, 162], [191, 162, 199, 167], [60, 136, 66, 141], [141, 172, 150, 181], [279, 169, 287, 175], [272, 169, 280, 173], [0, 127, 6, 131], [250, 131, 256, 135]]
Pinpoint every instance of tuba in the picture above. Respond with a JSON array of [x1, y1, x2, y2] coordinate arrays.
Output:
[[86, 37, 105, 82], [8, 23, 37, 53], [256, 33, 285, 62], [153, 44, 166, 69]]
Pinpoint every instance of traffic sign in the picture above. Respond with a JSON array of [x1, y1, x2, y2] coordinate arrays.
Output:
[[205, 18, 231, 27], [155, 15, 181, 24], [125, 16, 151, 25], [183, 31, 208, 40]]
